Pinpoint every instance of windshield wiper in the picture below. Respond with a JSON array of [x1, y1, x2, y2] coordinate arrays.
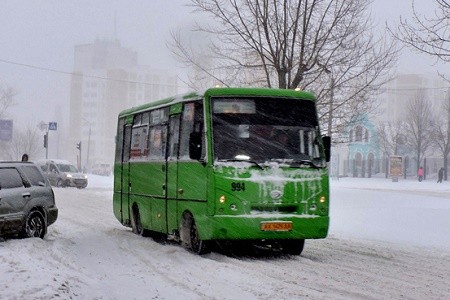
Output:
[[288, 159, 323, 169], [218, 159, 265, 170]]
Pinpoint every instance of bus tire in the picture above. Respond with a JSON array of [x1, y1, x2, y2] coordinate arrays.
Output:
[[281, 239, 305, 255], [180, 212, 210, 255], [131, 205, 145, 236]]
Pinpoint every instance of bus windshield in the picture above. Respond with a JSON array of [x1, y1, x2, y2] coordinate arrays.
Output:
[[212, 97, 325, 167]]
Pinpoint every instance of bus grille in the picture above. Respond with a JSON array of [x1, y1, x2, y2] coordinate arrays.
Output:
[[250, 205, 297, 213]]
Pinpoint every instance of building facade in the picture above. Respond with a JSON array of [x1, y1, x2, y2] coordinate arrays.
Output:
[[66, 39, 178, 170]]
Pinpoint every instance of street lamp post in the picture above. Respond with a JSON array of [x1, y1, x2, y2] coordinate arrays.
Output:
[[82, 118, 92, 172], [327, 76, 335, 137], [38, 121, 49, 159]]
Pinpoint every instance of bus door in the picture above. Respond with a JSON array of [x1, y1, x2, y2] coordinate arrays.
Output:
[[166, 114, 181, 234], [176, 101, 208, 205], [121, 123, 132, 224], [166, 101, 208, 235], [139, 109, 169, 233]]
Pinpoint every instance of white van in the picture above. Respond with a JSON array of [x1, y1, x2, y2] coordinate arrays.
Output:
[[36, 159, 88, 189]]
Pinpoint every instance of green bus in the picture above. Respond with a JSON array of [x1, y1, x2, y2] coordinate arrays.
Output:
[[113, 87, 330, 255]]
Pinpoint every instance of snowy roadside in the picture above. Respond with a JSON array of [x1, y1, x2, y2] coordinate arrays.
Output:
[[331, 176, 450, 196], [0, 175, 449, 299]]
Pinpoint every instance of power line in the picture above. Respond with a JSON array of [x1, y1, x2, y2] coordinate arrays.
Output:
[[381, 85, 450, 92], [0, 58, 184, 88], [2, 57, 449, 91]]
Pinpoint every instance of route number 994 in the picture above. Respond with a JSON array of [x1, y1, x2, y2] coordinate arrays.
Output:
[[231, 182, 246, 192]]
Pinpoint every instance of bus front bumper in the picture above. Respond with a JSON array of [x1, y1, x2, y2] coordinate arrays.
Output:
[[196, 214, 329, 241]]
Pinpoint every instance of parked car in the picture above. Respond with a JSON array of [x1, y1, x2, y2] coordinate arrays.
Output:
[[91, 163, 111, 176], [36, 159, 88, 189], [0, 161, 58, 238]]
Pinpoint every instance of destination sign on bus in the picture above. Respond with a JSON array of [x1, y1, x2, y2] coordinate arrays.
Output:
[[213, 99, 256, 114]]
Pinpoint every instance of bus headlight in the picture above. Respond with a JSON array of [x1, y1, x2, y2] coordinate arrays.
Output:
[[319, 196, 326, 203], [219, 195, 226, 203]]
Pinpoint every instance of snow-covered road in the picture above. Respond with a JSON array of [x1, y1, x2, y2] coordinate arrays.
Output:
[[1, 176, 449, 299]]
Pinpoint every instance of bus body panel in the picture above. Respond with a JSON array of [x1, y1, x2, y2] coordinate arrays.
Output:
[[176, 161, 208, 201], [129, 162, 165, 197]]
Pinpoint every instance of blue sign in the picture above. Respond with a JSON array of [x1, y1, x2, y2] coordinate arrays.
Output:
[[0, 119, 13, 141], [48, 122, 57, 131]]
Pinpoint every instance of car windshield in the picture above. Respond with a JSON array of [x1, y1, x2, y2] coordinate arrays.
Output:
[[212, 97, 325, 167], [57, 164, 79, 173]]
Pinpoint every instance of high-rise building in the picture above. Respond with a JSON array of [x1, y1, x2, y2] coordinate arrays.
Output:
[[376, 73, 448, 123], [67, 39, 178, 170]]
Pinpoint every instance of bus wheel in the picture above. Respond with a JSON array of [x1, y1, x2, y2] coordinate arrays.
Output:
[[131, 206, 145, 236], [281, 239, 305, 255], [180, 212, 210, 255]]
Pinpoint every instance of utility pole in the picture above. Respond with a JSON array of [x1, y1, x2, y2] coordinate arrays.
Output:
[[82, 118, 92, 172], [327, 76, 335, 137], [39, 121, 49, 159], [446, 91, 450, 180], [76, 141, 82, 171], [44, 131, 48, 159]]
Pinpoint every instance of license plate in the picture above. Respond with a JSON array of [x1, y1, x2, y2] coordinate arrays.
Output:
[[260, 221, 292, 231]]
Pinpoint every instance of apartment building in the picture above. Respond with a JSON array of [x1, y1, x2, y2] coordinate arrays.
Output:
[[66, 39, 178, 170]]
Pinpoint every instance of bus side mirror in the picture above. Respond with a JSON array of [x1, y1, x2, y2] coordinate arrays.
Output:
[[189, 132, 202, 161], [323, 136, 331, 162]]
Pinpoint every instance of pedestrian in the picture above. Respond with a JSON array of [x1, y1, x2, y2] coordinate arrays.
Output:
[[21, 153, 29, 162], [437, 167, 444, 183], [417, 166, 424, 182]]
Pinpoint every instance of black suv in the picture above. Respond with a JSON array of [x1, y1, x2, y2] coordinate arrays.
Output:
[[0, 162, 58, 238]]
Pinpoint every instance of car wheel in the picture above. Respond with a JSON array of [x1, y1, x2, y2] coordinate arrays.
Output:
[[22, 211, 47, 239], [180, 212, 210, 255]]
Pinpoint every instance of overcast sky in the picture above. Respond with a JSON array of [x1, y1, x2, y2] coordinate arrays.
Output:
[[0, 0, 447, 129]]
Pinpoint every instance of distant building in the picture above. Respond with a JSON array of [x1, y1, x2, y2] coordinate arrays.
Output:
[[376, 73, 447, 123], [66, 39, 178, 169], [346, 115, 380, 177], [331, 73, 449, 179]]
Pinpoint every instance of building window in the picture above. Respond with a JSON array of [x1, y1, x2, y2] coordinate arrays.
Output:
[[355, 126, 363, 142]]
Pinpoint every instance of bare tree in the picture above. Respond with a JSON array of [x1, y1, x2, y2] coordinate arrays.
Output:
[[404, 91, 434, 171], [3, 124, 44, 161], [377, 121, 407, 156], [0, 84, 16, 120], [171, 0, 398, 138], [430, 91, 450, 180], [394, 1, 450, 65], [0, 84, 17, 158]]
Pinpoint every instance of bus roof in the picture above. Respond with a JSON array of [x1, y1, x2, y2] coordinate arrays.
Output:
[[118, 87, 316, 117]]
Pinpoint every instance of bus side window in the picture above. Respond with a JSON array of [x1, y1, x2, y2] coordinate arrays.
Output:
[[168, 116, 180, 160], [179, 101, 204, 160], [147, 108, 169, 161]]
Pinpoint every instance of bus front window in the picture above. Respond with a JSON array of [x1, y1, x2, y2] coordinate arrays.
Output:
[[212, 97, 326, 167]]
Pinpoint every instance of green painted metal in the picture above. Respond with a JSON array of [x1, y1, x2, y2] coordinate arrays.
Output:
[[113, 87, 329, 244]]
